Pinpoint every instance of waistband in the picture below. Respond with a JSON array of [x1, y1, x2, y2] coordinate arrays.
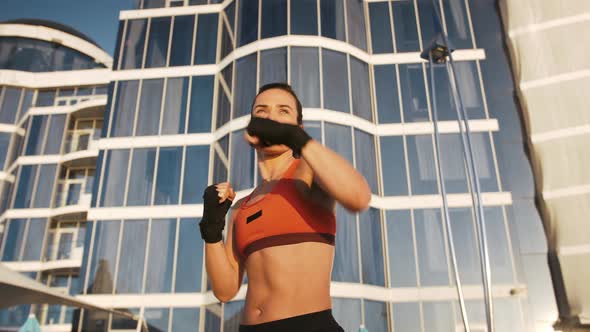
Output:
[[238, 309, 342, 332]]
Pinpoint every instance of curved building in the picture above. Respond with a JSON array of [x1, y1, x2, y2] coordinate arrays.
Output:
[[0, 1, 560, 331]]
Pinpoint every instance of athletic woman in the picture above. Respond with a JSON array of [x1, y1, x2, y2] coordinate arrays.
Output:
[[199, 83, 371, 332]]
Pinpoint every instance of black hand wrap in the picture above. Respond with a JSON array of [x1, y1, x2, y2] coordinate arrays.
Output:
[[246, 117, 311, 157], [199, 185, 232, 243]]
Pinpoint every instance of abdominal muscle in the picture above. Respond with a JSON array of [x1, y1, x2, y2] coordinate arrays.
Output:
[[240, 241, 335, 325]]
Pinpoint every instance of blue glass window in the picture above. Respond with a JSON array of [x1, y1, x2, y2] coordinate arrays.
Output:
[[171, 308, 200, 330], [170, 15, 195, 66], [225, 1, 236, 31], [0, 133, 11, 170], [291, 0, 317, 35], [380, 136, 409, 196], [423, 301, 454, 331], [44, 114, 66, 154], [113, 22, 125, 70], [100, 149, 130, 207], [261, 0, 287, 38], [349, 56, 372, 121], [25, 115, 48, 155], [233, 53, 257, 118], [187, 76, 214, 133], [374, 65, 401, 123], [162, 77, 189, 135], [182, 145, 209, 204], [230, 130, 254, 191], [359, 208, 385, 286], [443, 0, 473, 49], [324, 123, 352, 164], [195, 14, 219, 65], [127, 148, 156, 206], [392, 303, 421, 331], [449, 208, 481, 284], [320, 0, 345, 41], [36, 89, 56, 107], [143, 0, 164, 9], [91, 151, 104, 207], [110, 81, 139, 137], [145, 219, 176, 293], [386, 210, 417, 286], [216, 84, 231, 129], [354, 129, 378, 193], [136, 79, 164, 136], [32, 164, 56, 208], [364, 300, 388, 332], [144, 308, 170, 331], [392, 0, 420, 52], [220, 22, 233, 60], [145, 17, 170, 68], [0, 87, 21, 124], [291, 47, 320, 108], [415, 209, 450, 286], [1, 219, 26, 261], [13, 166, 37, 209], [346, 0, 367, 51], [332, 299, 361, 332], [485, 207, 514, 283], [399, 64, 429, 122], [369, 2, 393, 54], [121, 19, 148, 70], [332, 205, 359, 283], [237, 0, 259, 47], [213, 149, 227, 184], [322, 50, 349, 113], [116, 219, 148, 294], [260, 47, 287, 87], [19, 90, 34, 122], [86, 220, 121, 294], [224, 301, 244, 331], [154, 147, 182, 205], [22, 218, 47, 261], [175, 218, 204, 292], [406, 135, 438, 195]]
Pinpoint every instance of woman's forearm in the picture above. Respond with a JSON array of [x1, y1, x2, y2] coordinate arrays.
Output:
[[301, 140, 371, 211], [204, 241, 241, 302]]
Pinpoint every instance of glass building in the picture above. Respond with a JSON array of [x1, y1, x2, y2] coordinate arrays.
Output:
[[0, 0, 560, 331]]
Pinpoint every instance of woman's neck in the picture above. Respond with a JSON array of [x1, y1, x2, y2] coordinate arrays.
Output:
[[258, 150, 295, 181]]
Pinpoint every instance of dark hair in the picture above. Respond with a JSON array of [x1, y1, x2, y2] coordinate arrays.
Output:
[[251, 82, 303, 124]]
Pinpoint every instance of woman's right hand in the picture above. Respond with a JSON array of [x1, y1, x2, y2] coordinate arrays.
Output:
[[199, 182, 235, 243]]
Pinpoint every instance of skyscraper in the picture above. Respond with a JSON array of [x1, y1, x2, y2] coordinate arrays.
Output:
[[0, 0, 560, 331]]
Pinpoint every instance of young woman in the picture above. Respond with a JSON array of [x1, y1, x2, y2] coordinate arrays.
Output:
[[199, 83, 371, 331]]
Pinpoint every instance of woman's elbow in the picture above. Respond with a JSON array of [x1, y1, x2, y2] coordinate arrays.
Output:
[[344, 184, 371, 212], [213, 289, 237, 303]]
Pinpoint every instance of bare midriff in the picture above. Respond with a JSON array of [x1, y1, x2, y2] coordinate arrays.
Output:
[[239, 241, 335, 325]]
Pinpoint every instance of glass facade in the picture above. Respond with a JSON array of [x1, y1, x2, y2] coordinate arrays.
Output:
[[0, 0, 559, 331]]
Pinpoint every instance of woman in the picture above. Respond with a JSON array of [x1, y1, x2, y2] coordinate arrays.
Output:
[[199, 83, 371, 331]]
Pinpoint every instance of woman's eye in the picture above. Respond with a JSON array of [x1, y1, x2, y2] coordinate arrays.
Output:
[[280, 109, 289, 114]]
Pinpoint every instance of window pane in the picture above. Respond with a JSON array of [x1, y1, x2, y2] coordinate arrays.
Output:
[[22, 218, 47, 261], [237, 0, 258, 46], [175, 218, 204, 292], [449, 208, 481, 284], [162, 77, 189, 135], [359, 208, 385, 286], [19, 90, 34, 122], [121, 19, 147, 70], [213, 150, 227, 184], [375, 65, 401, 123], [25, 115, 48, 155], [87, 220, 120, 294], [225, 1, 236, 31], [111, 308, 140, 329], [170, 15, 194, 66], [36, 89, 56, 107], [304, 121, 322, 143], [380, 136, 408, 196], [386, 210, 417, 287], [347, 0, 367, 51], [324, 123, 352, 164], [261, 0, 287, 38], [364, 300, 388, 332], [439, 133, 468, 193], [0, 133, 10, 170], [154, 147, 182, 205], [322, 49, 349, 113], [171, 308, 200, 331], [220, 23, 233, 60], [369, 2, 393, 54], [14, 165, 37, 209], [204, 304, 221, 331], [143, 0, 164, 8], [182, 145, 209, 204], [44, 114, 66, 154], [392, 302, 421, 331], [423, 301, 455, 332], [399, 64, 429, 122], [145, 17, 171, 68], [259, 47, 287, 86], [443, 0, 473, 49], [485, 207, 514, 284], [233, 53, 257, 118], [332, 298, 361, 332], [136, 79, 164, 136], [110, 80, 139, 137], [116, 219, 148, 294], [407, 135, 438, 195], [32, 164, 56, 208], [216, 84, 231, 129], [194, 14, 218, 65], [1, 219, 26, 261], [415, 209, 450, 286], [144, 308, 169, 331], [290, 0, 317, 35], [331, 205, 359, 282], [145, 219, 176, 293], [354, 129, 378, 193], [392, 0, 420, 52], [0, 87, 21, 124], [187, 76, 214, 133], [224, 300, 244, 332], [290, 47, 320, 108], [127, 148, 156, 206], [230, 130, 254, 191], [100, 149, 130, 207], [320, 0, 345, 41], [349, 56, 372, 121]]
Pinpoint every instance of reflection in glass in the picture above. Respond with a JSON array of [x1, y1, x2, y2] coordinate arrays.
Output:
[[322, 49, 349, 113], [350, 56, 372, 121], [291, 47, 320, 108], [182, 146, 209, 204], [230, 130, 254, 191], [485, 207, 514, 284], [145, 219, 176, 293], [346, 0, 367, 51], [14, 165, 37, 208], [162, 77, 188, 135], [145, 17, 170, 68], [195, 14, 218, 65], [392, 302, 421, 331], [386, 210, 417, 287], [110, 81, 139, 137], [127, 148, 156, 206], [144, 308, 169, 331], [291, 0, 317, 35], [216, 84, 231, 129], [443, 0, 473, 49], [380, 136, 409, 196], [237, 0, 258, 46], [115, 220, 148, 294], [87, 220, 120, 294], [188, 76, 214, 133], [32, 164, 56, 208], [374, 65, 401, 123], [320, 0, 345, 41], [44, 114, 66, 154], [407, 135, 438, 195], [36, 89, 56, 107], [261, 0, 287, 38], [25, 116, 48, 155], [415, 209, 450, 286], [369, 2, 393, 54], [392, 0, 420, 52], [399, 64, 429, 122], [224, 300, 245, 332], [331, 205, 359, 282], [175, 218, 203, 292], [171, 308, 200, 331], [332, 298, 361, 332], [205, 304, 221, 331], [136, 79, 164, 136], [170, 15, 194, 67], [364, 300, 388, 332], [260, 47, 287, 87], [449, 208, 481, 284], [233, 53, 257, 118], [154, 147, 182, 205], [100, 149, 130, 207], [354, 129, 378, 193], [1, 219, 26, 261], [0, 87, 21, 124], [121, 19, 147, 70], [359, 208, 385, 286]]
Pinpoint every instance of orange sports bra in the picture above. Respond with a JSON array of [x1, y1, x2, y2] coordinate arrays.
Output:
[[234, 159, 336, 258]]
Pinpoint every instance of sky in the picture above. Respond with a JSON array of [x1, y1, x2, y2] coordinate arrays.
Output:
[[0, 0, 137, 55]]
